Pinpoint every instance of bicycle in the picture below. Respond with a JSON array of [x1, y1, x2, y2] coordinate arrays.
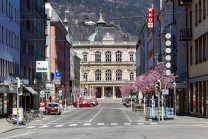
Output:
[[6, 114, 27, 125]]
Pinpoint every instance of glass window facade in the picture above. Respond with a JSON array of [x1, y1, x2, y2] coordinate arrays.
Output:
[[189, 81, 208, 117]]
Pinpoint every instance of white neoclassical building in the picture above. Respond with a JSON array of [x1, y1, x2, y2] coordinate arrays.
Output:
[[73, 11, 136, 99]]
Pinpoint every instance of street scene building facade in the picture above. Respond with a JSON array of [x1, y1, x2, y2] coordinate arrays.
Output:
[[73, 11, 137, 99], [0, 0, 20, 117], [136, 0, 208, 118], [1, 0, 208, 120]]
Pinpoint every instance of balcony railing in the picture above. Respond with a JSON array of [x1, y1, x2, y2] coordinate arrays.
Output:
[[82, 61, 135, 65], [179, 28, 192, 41], [178, 0, 192, 6]]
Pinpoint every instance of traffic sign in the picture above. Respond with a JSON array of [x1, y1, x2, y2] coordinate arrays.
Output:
[[59, 90, 62, 96], [40, 90, 45, 97], [55, 72, 61, 77], [162, 89, 169, 95]]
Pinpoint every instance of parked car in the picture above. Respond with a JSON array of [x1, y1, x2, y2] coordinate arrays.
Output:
[[91, 98, 98, 105], [45, 103, 61, 115], [122, 97, 128, 105], [73, 100, 96, 108], [123, 98, 130, 106], [124, 98, 136, 107]]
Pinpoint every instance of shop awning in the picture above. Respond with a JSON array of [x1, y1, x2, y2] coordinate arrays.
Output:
[[23, 86, 38, 96]]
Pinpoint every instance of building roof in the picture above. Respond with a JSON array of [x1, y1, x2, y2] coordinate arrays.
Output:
[[96, 9, 106, 25]]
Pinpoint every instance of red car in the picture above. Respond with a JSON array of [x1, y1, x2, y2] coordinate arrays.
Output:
[[45, 103, 62, 115], [73, 100, 95, 108]]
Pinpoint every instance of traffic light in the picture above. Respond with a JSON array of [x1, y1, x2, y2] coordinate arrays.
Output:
[[16, 77, 23, 96], [155, 80, 161, 90], [155, 80, 161, 96], [51, 73, 54, 81], [17, 77, 20, 88]]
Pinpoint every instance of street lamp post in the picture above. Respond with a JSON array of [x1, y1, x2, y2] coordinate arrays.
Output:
[[173, 81, 176, 117], [82, 59, 84, 97]]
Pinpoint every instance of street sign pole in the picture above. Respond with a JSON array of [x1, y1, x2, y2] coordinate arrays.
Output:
[[16, 77, 20, 126], [158, 90, 160, 122]]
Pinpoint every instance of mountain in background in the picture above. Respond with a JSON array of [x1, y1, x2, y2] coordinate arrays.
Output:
[[49, 0, 152, 37]]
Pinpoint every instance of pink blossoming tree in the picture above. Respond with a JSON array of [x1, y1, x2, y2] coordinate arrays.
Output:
[[134, 62, 176, 95], [120, 81, 135, 97], [89, 87, 97, 97], [73, 86, 82, 100], [121, 62, 177, 96]]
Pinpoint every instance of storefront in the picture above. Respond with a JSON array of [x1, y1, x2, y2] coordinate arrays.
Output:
[[189, 81, 208, 117], [21, 85, 40, 110], [0, 85, 16, 117]]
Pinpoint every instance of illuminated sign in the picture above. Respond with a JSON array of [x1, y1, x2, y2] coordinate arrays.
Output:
[[148, 6, 154, 28]]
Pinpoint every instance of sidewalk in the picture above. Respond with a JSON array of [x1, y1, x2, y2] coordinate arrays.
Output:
[[0, 107, 76, 134], [134, 110, 208, 124], [0, 118, 25, 134]]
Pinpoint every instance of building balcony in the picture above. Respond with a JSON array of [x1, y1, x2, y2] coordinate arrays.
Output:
[[81, 80, 127, 85], [82, 61, 135, 66], [179, 28, 192, 41], [178, 0, 192, 6]]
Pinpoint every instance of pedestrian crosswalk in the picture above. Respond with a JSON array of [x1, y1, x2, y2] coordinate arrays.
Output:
[[26, 122, 157, 129]]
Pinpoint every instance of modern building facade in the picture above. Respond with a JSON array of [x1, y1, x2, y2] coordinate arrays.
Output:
[[0, 0, 20, 117], [73, 11, 137, 99], [157, 0, 188, 114], [179, 0, 208, 117], [136, 0, 189, 115], [45, 3, 71, 104], [34, 0, 47, 87]]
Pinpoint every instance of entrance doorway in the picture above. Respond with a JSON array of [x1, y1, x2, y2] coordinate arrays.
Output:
[[96, 87, 101, 98], [116, 87, 121, 98], [105, 87, 112, 97]]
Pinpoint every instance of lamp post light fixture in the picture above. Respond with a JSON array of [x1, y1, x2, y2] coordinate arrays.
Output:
[[33, 78, 37, 86]]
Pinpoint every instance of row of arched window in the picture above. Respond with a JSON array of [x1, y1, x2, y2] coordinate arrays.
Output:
[[92, 51, 134, 63], [83, 70, 134, 81]]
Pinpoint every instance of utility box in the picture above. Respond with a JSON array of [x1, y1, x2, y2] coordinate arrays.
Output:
[[12, 108, 23, 122], [146, 107, 175, 120]]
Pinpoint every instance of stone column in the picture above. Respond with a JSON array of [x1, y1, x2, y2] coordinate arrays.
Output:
[[90, 86, 92, 99], [113, 86, 115, 99], [102, 86, 104, 99]]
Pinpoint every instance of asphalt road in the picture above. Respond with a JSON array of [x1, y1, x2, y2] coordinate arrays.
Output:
[[1, 103, 208, 139]]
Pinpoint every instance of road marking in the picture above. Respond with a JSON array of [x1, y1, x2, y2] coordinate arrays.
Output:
[[39, 125, 50, 128], [55, 125, 63, 127], [89, 109, 102, 122], [124, 123, 131, 125], [69, 124, 77, 126], [97, 123, 104, 125], [84, 123, 91, 126], [137, 123, 144, 125], [122, 110, 132, 122], [150, 123, 157, 125], [26, 126, 36, 128], [111, 123, 118, 125]]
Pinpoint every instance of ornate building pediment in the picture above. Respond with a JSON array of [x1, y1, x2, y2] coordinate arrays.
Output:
[[82, 50, 89, 54], [103, 32, 114, 41]]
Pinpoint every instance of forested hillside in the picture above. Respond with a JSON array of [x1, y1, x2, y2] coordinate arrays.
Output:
[[49, 0, 152, 36]]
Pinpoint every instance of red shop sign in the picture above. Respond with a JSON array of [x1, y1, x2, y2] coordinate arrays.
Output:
[[147, 6, 154, 28]]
